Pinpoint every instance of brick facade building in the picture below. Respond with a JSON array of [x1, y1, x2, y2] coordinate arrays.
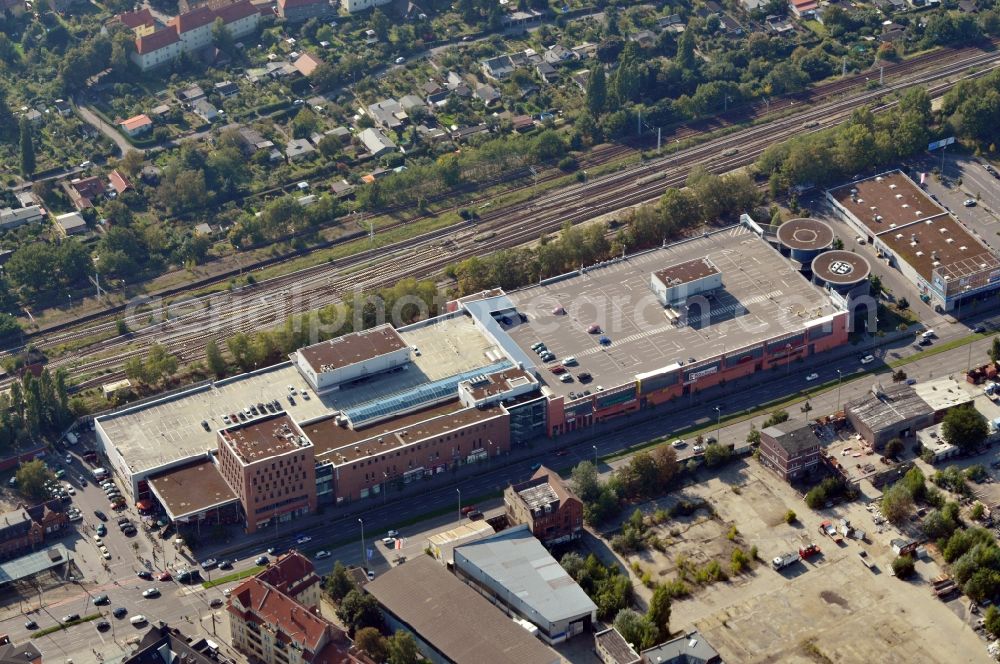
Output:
[[504, 466, 583, 546]]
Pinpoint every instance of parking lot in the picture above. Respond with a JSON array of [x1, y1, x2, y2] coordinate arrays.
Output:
[[615, 460, 991, 662], [915, 154, 1000, 256]]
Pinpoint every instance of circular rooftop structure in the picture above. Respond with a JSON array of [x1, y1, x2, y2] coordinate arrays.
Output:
[[811, 250, 871, 289], [777, 218, 835, 260]]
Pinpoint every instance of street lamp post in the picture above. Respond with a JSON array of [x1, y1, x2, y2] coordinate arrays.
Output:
[[714, 406, 721, 442], [836, 369, 843, 413], [592, 445, 598, 465], [382, 472, 388, 506], [456, 488, 461, 525], [358, 518, 365, 569]]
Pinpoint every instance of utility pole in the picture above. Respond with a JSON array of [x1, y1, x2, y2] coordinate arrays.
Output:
[[714, 405, 721, 442], [836, 369, 843, 413], [358, 517, 365, 568], [456, 488, 461, 526]]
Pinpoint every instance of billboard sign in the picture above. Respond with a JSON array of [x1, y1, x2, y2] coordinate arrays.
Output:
[[927, 137, 956, 151]]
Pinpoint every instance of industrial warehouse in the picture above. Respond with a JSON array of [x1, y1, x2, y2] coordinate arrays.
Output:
[[827, 169, 1000, 312], [95, 220, 859, 534]]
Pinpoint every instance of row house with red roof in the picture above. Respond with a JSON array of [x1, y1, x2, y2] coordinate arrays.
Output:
[[130, 0, 261, 71]]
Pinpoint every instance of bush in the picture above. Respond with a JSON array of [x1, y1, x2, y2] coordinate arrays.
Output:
[[558, 155, 579, 171], [784, 509, 797, 524], [892, 555, 915, 579]]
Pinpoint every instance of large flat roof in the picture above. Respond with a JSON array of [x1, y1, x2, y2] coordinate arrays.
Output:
[[504, 226, 840, 397], [454, 526, 597, 625], [365, 555, 562, 664], [829, 171, 999, 284], [845, 383, 933, 430], [297, 324, 408, 374], [147, 458, 238, 520], [653, 257, 719, 287], [220, 413, 310, 464], [303, 399, 505, 466], [99, 316, 500, 477]]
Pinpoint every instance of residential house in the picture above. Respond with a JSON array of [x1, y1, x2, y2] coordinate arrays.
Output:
[[572, 42, 597, 59], [236, 126, 272, 154], [132, 28, 182, 70], [53, 99, 72, 116], [131, 0, 260, 71], [536, 61, 558, 83], [150, 104, 172, 119], [277, 0, 331, 22], [54, 212, 87, 237], [655, 14, 684, 30], [880, 21, 906, 41], [759, 419, 822, 481], [358, 127, 396, 157], [367, 99, 407, 131], [214, 80, 240, 97], [23, 109, 41, 125], [421, 81, 443, 97], [504, 465, 583, 546], [874, 0, 907, 12], [294, 52, 322, 77], [285, 138, 316, 161], [122, 623, 236, 664], [330, 180, 355, 198], [445, 71, 464, 89], [426, 89, 449, 107], [177, 85, 206, 103], [328, 126, 352, 143], [115, 8, 156, 36], [194, 222, 213, 235], [192, 99, 219, 122], [0, 205, 44, 231], [789, 0, 818, 16], [0, 635, 41, 664], [475, 85, 501, 106], [228, 555, 366, 664], [720, 14, 744, 34], [0, 502, 68, 560], [450, 124, 490, 143], [340, 0, 390, 13], [704, 0, 724, 12], [511, 114, 534, 132], [766, 14, 796, 32], [570, 69, 590, 91], [481, 55, 515, 80], [739, 0, 763, 11], [399, 94, 426, 113], [958, 0, 978, 12], [65, 176, 106, 210], [628, 29, 657, 48], [542, 44, 575, 65]]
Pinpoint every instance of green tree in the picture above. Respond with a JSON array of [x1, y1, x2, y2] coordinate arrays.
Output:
[[985, 605, 1000, 638], [703, 443, 731, 468], [881, 482, 914, 525], [570, 461, 601, 503], [884, 437, 904, 458], [370, 8, 390, 41], [144, 344, 178, 385], [354, 627, 388, 661], [324, 561, 355, 602], [646, 583, 672, 643], [0, 314, 21, 344], [586, 65, 607, 116], [205, 339, 226, 378], [784, 509, 797, 524], [989, 336, 1000, 364], [891, 554, 915, 579], [336, 589, 383, 635], [613, 608, 658, 650], [387, 631, 420, 664], [16, 460, 52, 500], [212, 17, 235, 53], [942, 404, 989, 452], [0, 88, 16, 143], [19, 117, 34, 176]]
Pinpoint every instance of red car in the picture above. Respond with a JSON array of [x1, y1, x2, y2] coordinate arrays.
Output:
[[587, 324, 602, 334], [549, 365, 566, 374], [158, 571, 172, 582], [799, 543, 821, 559]]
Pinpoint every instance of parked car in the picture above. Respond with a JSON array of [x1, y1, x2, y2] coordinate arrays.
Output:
[[130, 615, 147, 626], [201, 559, 217, 570], [158, 571, 172, 582], [137, 570, 153, 580], [860, 354, 875, 364], [24, 620, 37, 630], [113, 607, 128, 618], [218, 560, 233, 570], [964, 198, 977, 207], [62, 614, 81, 623], [142, 588, 160, 598], [255, 556, 269, 566], [93, 594, 110, 605]]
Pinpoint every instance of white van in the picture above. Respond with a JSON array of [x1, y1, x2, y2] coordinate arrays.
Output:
[[130, 615, 147, 626], [562, 356, 578, 366], [921, 329, 935, 339], [92, 467, 108, 480]]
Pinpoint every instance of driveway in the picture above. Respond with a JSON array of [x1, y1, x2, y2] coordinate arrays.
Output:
[[74, 103, 136, 157]]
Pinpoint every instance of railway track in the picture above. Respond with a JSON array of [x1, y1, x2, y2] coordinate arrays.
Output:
[[13, 46, 1000, 391]]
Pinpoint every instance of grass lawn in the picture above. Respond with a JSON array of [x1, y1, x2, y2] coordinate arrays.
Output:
[[202, 565, 264, 588]]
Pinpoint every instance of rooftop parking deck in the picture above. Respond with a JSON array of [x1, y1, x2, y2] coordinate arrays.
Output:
[[504, 226, 840, 397]]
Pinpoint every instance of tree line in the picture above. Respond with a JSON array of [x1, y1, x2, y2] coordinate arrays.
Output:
[[0, 368, 71, 452]]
